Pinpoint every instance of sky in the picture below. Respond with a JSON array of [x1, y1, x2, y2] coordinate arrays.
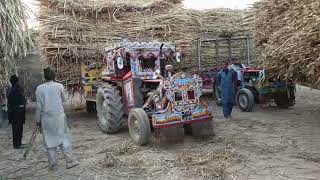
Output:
[[22, 0, 260, 28]]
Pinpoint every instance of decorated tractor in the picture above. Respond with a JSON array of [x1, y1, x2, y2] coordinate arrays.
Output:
[[81, 41, 214, 145], [200, 63, 295, 112]]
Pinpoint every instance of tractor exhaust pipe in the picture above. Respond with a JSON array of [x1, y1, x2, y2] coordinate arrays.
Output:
[[159, 43, 166, 77]]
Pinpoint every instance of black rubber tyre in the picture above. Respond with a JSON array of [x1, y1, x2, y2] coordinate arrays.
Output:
[[236, 88, 254, 112], [275, 86, 295, 108], [96, 83, 124, 134], [86, 101, 96, 113], [213, 78, 222, 106], [128, 108, 151, 146]]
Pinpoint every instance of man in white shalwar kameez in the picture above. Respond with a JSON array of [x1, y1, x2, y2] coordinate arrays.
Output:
[[35, 68, 79, 171]]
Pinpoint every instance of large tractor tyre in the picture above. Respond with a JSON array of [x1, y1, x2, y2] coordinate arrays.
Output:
[[96, 83, 124, 134], [275, 87, 295, 108], [86, 101, 96, 113], [128, 108, 151, 146], [213, 78, 222, 106], [236, 88, 254, 112], [188, 120, 215, 138]]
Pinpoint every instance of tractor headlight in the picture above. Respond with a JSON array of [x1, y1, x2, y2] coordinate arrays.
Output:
[[176, 51, 181, 63]]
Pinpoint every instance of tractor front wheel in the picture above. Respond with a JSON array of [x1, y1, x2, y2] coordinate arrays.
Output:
[[236, 88, 254, 112], [128, 108, 151, 146], [96, 83, 124, 134]]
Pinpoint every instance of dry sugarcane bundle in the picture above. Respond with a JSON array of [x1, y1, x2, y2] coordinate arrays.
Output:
[[40, 0, 182, 18], [199, 39, 248, 68], [252, 0, 320, 87], [0, 0, 33, 86], [200, 9, 245, 38], [38, 4, 200, 84], [37, 0, 248, 87]]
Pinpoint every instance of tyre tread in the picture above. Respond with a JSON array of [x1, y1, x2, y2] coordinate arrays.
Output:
[[96, 83, 124, 134]]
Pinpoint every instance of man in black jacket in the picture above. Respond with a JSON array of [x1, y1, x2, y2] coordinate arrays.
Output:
[[7, 75, 26, 149]]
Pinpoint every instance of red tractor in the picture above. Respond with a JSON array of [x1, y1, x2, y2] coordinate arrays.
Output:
[[81, 41, 214, 145]]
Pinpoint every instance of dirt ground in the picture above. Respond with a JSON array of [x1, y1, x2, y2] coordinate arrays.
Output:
[[0, 86, 320, 180]]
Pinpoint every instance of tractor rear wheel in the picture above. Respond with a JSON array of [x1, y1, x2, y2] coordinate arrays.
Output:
[[128, 108, 151, 146], [275, 86, 295, 108], [213, 78, 222, 106], [96, 83, 124, 134], [236, 88, 254, 112]]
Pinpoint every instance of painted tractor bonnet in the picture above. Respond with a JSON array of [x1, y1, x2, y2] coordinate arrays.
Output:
[[163, 73, 202, 112], [152, 73, 211, 128]]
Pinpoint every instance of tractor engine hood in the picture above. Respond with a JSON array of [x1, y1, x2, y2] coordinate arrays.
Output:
[[152, 73, 212, 128], [163, 73, 202, 112]]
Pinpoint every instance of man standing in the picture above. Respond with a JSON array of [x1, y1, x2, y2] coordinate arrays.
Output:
[[7, 75, 26, 149], [229, 58, 244, 90], [35, 68, 79, 171], [217, 62, 237, 119]]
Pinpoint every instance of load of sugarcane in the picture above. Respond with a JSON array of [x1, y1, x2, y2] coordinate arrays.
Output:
[[0, 0, 32, 87], [38, 0, 246, 86], [252, 0, 320, 88]]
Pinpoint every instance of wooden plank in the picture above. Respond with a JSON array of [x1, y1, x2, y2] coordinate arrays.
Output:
[[201, 36, 253, 42]]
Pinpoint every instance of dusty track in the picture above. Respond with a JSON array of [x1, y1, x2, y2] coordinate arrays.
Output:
[[0, 86, 319, 180]]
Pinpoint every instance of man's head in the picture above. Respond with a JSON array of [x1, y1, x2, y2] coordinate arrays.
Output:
[[9, 74, 19, 86], [223, 61, 229, 69], [231, 58, 239, 64], [43, 67, 56, 81]]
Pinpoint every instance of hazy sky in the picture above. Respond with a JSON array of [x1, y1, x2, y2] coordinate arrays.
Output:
[[23, 0, 259, 27]]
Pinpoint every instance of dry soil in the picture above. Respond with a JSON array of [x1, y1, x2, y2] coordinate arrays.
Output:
[[0, 86, 319, 180]]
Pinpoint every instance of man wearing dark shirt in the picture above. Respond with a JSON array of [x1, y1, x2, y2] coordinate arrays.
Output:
[[7, 75, 26, 149]]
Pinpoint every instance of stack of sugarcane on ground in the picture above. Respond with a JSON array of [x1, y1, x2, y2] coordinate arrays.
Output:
[[0, 0, 33, 87], [252, 0, 320, 88], [38, 0, 247, 86]]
